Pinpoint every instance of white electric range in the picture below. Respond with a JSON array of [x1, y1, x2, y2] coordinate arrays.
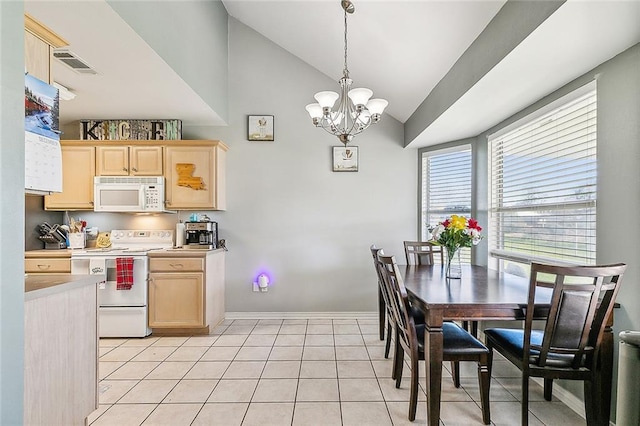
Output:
[[71, 229, 174, 338]]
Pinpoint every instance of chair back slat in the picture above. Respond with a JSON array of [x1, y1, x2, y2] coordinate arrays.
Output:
[[378, 254, 415, 350], [403, 241, 443, 265], [370, 245, 393, 317], [524, 262, 626, 370]]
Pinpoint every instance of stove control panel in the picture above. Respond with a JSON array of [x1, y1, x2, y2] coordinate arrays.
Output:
[[110, 229, 174, 248]]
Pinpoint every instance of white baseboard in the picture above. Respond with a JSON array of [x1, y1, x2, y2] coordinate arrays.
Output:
[[225, 311, 377, 320]]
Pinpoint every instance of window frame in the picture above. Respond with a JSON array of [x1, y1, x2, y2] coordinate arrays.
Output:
[[419, 143, 474, 263], [487, 83, 597, 272]]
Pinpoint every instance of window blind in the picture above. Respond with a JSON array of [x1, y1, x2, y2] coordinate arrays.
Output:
[[421, 146, 472, 263], [489, 89, 597, 266]]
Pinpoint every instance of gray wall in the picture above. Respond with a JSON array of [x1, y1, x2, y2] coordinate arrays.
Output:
[[0, 1, 26, 422], [59, 17, 414, 314], [108, 0, 229, 123], [471, 43, 640, 417], [192, 18, 413, 313], [404, 0, 564, 146]]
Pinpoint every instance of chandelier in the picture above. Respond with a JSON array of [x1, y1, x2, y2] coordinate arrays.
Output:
[[305, 0, 388, 146]]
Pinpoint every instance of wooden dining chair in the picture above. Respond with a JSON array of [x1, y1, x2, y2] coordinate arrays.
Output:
[[370, 245, 425, 372], [485, 262, 626, 426], [370, 245, 395, 360], [403, 240, 443, 265], [378, 253, 491, 423], [404, 240, 478, 337]]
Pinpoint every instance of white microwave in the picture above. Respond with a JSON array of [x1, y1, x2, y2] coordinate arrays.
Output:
[[94, 176, 166, 212]]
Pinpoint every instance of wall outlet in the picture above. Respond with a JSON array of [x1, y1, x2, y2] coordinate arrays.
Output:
[[253, 282, 259, 292]]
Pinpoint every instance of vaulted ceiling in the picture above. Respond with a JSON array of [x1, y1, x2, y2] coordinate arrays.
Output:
[[24, 1, 640, 148]]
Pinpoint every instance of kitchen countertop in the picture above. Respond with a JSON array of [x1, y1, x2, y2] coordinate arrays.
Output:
[[148, 247, 225, 257], [25, 273, 105, 300]]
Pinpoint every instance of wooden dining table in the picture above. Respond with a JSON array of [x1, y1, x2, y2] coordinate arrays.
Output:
[[399, 264, 615, 425]]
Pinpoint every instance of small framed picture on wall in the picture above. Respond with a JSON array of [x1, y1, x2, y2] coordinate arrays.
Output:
[[332, 146, 358, 172], [248, 115, 274, 141]]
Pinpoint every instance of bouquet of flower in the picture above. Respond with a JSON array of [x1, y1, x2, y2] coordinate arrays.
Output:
[[430, 214, 483, 254]]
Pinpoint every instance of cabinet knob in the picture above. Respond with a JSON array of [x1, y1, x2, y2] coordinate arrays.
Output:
[[123, 167, 128, 172], [132, 167, 138, 172], [90, 201, 94, 205]]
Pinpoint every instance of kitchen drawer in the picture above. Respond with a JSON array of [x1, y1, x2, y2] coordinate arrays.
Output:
[[149, 258, 204, 272], [25, 258, 71, 274]]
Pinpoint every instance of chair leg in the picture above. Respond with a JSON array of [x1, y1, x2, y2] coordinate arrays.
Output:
[[378, 289, 385, 341], [544, 378, 553, 401], [451, 361, 461, 388], [408, 347, 419, 421], [583, 379, 598, 426], [384, 318, 392, 359], [395, 346, 405, 389], [391, 328, 400, 380], [477, 354, 492, 425], [462, 320, 479, 337], [522, 375, 529, 426]]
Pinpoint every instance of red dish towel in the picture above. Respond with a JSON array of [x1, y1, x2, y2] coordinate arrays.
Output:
[[116, 257, 134, 290]]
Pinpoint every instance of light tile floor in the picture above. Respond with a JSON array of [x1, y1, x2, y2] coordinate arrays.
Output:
[[89, 318, 586, 425]]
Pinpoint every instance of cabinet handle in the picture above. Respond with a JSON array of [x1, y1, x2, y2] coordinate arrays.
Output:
[[37, 264, 51, 270], [90, 201, 94, 205], [132, 167, 138, 172], [123, 167, 128, 172], [169, 263, 184, 269]]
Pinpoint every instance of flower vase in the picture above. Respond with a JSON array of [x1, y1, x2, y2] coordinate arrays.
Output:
[[445, 247, 462, 279]]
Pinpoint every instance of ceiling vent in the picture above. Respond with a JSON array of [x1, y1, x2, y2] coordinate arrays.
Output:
[[52, 49, 98, 75]]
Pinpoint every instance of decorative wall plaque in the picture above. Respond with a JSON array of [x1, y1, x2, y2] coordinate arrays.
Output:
[[79, 119, 182, 141], [176, 163, 205, 190]]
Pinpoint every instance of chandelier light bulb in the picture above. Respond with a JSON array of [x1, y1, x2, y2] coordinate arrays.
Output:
[[366, 98, 389, 115], [314, 91, 340, 109], [304, 0, 387, 146], [348, 88, 373, 107], [305, 103, 323, 119]]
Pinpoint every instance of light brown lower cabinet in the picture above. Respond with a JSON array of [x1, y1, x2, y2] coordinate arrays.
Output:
[[148, 250, 225, 335], [24, 250, 71, 274]]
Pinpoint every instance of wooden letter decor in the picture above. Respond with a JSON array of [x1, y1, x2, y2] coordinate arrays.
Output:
[[176, 163, 205, 190]]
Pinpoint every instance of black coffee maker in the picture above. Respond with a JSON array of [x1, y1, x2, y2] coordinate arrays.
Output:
[[185, 221, 218, 249]]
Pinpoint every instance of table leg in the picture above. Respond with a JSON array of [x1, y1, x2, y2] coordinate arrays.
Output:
[[378, 286, 385, 340], [594, 325, 614, 425], [425, 318, 444, 425]]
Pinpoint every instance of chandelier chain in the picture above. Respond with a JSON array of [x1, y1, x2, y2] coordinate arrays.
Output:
[[305, 0, 387, 145], [343, 6, 349, 78]]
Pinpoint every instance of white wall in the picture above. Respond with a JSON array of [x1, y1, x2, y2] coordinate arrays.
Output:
[[0, 1, 26, 422]]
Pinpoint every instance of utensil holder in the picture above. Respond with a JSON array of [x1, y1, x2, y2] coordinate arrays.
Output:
[[68, 232, 86, 249]]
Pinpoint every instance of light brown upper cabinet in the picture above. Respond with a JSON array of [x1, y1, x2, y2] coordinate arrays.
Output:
[[44, 140, 227, 211], [164, 141, 227, 211], [24, 13, 68, 84], [44, 145, 96, 210], [96, 146, 163, 176]]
